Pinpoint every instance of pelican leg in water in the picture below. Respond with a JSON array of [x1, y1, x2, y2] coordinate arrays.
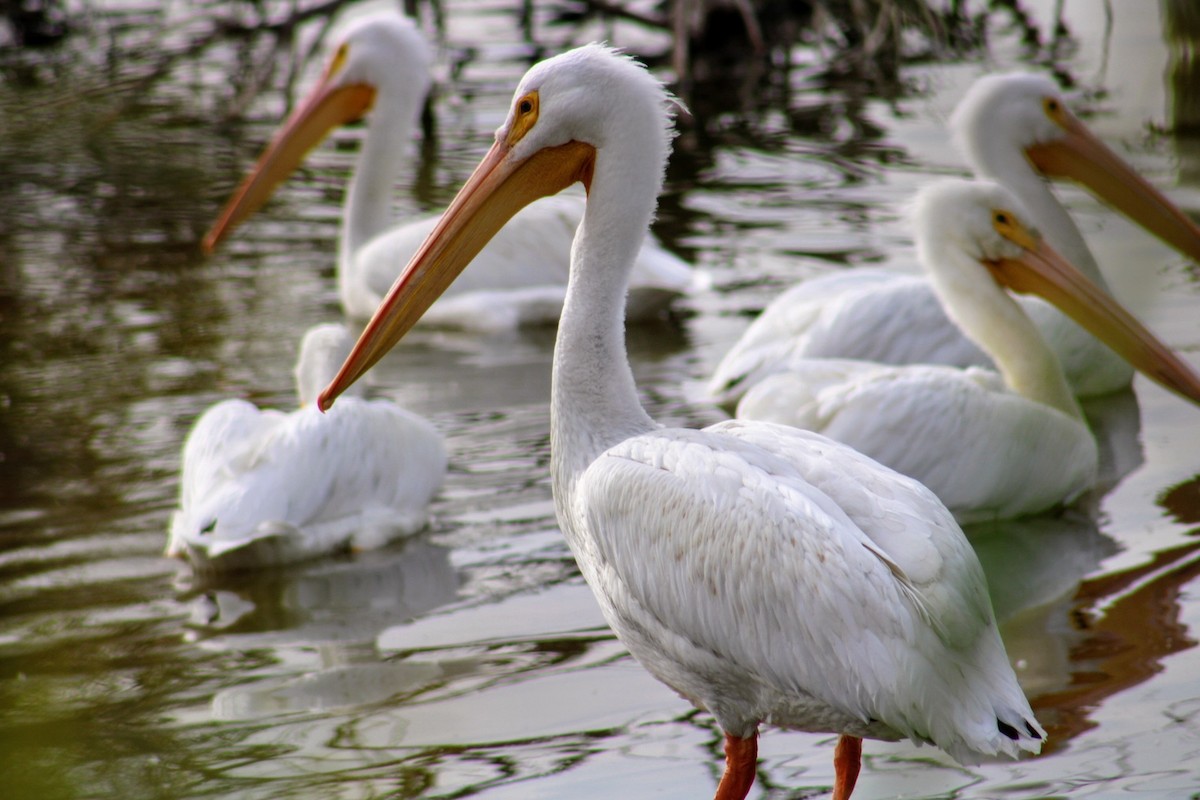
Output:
[[736, 179, 1200, 523], [319, 47, 1044, 799], [202, 10, 698, 330], [706, 72, 1200, 407], [168, 323, 446, 571]]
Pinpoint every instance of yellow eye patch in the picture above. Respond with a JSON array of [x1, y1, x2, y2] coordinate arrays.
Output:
[[992, 208, 1039, 250], [505, 91, 540, 146], [1042, 95, 1068, 128], [327, 43, 349, 78]]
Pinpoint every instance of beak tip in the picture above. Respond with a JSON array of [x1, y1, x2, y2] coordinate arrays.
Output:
[[200, 228, 222, 255]]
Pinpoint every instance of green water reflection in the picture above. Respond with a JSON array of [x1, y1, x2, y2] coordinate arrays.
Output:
[[2, 1, 1200, 798]]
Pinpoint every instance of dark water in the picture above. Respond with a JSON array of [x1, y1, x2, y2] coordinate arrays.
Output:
[[3, 0, 1200, 798]]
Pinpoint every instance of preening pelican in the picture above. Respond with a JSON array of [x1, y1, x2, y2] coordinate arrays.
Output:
[[706, 72, 1200, 407], [202, 11, 697, 330], [736, 179, 1200, 522], [319, 46, 1043, 800], [168, 323, 445, 571]]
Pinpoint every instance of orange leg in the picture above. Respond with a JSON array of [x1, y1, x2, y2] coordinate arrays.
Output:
[[714, 731, 758, 800], [831, 735, 862, 800]]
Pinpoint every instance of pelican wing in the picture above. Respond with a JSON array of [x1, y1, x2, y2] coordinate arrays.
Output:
[[706, 268, 1130, 407], [574, 420, 1039, 761], [737, 361, 1099, 522], [175, 399, 286, 513], [171, 399, 445, 566], [706, 271, 989, 406]]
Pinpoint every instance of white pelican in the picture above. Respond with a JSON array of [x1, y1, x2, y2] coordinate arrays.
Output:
[[202, 11, 697, 330], [167, 323, 445, 571], [736, 179, 1200, 522], [319, 45, 1045, 800], [705, 72, 1200, 407]]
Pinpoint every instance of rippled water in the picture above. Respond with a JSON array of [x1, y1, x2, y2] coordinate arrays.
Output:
[[3, 0, 1200, 798]]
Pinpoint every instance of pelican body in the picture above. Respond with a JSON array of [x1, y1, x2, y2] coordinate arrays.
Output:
[[319, 46, 1047, 799], [203, 11, 697, 330], [736, 180, 1200, 522], [706, 72, 1200, 407], [168, 323, 445, 571]]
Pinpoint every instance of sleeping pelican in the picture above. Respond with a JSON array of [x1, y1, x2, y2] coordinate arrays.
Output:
[[319, 46, 1050, 800], [168, 323, 445, 571], [736, 179, 1200, 522], [706, 72, 1200, 407], [202, 11, 696, 330]]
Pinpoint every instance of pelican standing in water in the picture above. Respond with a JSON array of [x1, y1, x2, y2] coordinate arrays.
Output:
[[203, 11, 697, 330], [736, 179, 1200, 522], [319, 46, 1045, 799], [168, 323, 445, 571], [706, 72, 1200, 407]]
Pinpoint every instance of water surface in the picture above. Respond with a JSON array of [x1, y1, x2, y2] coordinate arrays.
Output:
[[2, 0, 1200, 798]]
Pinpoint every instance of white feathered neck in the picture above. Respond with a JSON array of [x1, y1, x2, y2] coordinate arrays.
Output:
[[914, 180, 1083, 420]]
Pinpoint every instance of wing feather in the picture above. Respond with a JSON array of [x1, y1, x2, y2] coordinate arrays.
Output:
[[736, 364, 1098, 521], [571, 421, 1039, 759], [171, 398, 445, 566]]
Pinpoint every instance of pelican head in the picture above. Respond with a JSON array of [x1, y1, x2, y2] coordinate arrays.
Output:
[[294, 323, 363, 407], [951, 72, 1200, 262], [202, 12, 432, 252], [916, 178, 1200, 407], [318, 44, 675, 408], [951, 73, 1069, 170]]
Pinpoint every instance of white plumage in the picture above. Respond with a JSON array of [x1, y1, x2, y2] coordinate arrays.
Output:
[[575, 419, 1039, 763], [706, 72, 1200, 407], [168, 323, 445, 571], [203, 11, 698, 330], [736, 181, 1106, 521], [737, 358, 1097, 522], [735, 180, 1200, 522], [319, 45, 1042, 800], [737, 181, 1200, 522]]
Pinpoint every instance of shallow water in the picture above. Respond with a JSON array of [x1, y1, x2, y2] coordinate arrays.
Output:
[[2, 0, 1200, 798]]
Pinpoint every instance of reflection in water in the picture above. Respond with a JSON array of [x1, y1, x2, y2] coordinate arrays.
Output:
[[1080, 389, 1144, 498], [1158, 473, 1200, 527], [2, 0, 1200, 798], [968, 512, 1119, 703], [1164, 0, 1200, 134], [180, 537, 461, 641], [211, 642, 475, 720], [1033, 541, 1200, 747]]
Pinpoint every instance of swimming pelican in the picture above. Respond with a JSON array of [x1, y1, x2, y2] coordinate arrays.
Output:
[[202, 11, 697, 330], [168, 323, 445, 571], [736, 179, 1200, 522], [705, 72, 1200, 407], [319, 45, 1045, 800]]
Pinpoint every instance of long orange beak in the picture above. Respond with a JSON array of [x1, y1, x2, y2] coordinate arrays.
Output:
[[317, 137, 596, 410], [985, 238, 1200, 405], [201, 74, 376, 253], [1026, 109, 1200, 262]]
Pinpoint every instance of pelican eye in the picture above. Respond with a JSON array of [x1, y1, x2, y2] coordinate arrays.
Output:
[[328, 43, 349, 76], [1042, 95, 1067, 125], [992, 209, 1018, 237], [506, 90, 541, 145], [993, 208, 1038, 249]]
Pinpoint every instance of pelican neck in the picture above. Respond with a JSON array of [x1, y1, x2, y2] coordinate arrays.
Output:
[[339, 86, 423, 275], [550, 148, 662, 496], [928, 241, 1083, 420]]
